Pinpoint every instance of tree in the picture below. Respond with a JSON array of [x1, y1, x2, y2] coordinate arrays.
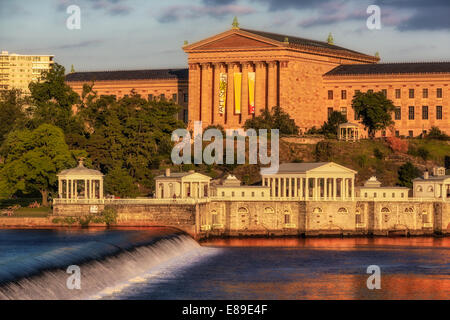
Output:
[[321, 111, 347, 137], [244, 106, 299, 135], [352, 91, 395, 138], [0, 124, 78, 206], [0, 89, 28, 145], [425, 126, 450, 141], [397, 162, 421, 188], [104, 167, 139, 198], [28, 63, 83, 136]]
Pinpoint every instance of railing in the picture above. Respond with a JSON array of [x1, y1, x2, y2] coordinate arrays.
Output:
[[53, 198, 210, 205]]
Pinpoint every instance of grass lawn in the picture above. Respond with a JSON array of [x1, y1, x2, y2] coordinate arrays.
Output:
[[1, 207, 52, 218]]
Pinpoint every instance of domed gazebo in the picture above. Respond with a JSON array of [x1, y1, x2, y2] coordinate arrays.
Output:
[[338, 122, 360, 142], [57, 159, 104, 202]]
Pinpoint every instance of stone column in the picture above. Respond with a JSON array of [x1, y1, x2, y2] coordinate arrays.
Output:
[[271, 178, 275, 197], [255, 61, 267, 115], [242, 62, 252, 123], [294, 178, 298, 198], [351, 178, 355, 200], [299, 178, 303, 200], [100, 179, 104, 199], [341, 178, 344, 200], [201, 63, 213, 127], [74, 180, 78, 200], [267, 61, 278, 109], [58, 179, 62, 199], [324, 178, 328, 199], [188, 63, 201, 129], [333, 178, 337, 200]]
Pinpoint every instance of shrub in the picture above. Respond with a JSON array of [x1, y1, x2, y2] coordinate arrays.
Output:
[[417, 147, 430, 161], [425, 127, 450, 141], [386, 136, 408, 153], [398, 162, 421, 188], [373, 148, 384, 160], [315, 141, 332, 161]]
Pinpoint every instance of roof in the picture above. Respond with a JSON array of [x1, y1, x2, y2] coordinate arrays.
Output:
[[277, 162, 329, 173], [339, 122, 359, 128], [240, 28, 376, 60], [155, 171, 211, 180], [413, 175, 450, 182], [65, 68, 189, 82], [324, 62, 450, 76], [58, 161, 103, 177]]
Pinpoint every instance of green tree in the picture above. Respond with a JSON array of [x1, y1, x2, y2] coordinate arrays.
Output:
[[397, 162, 421, 188], [244, 106, 299, 135], [28, 63, 83, 135], [104, 167, 139, 198], [0, 124, 78, 206], [0, 89, 28, 145], [352, 91, 395, 138], [321, 111, 347, 137]]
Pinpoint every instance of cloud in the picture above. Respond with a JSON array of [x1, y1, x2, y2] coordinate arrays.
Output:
[[55, 0, 132, 16], [0, 0, 28, 18], [54, 40, 104, 50], [157, 4, 256, 23]]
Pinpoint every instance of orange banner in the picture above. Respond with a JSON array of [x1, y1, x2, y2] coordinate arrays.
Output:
[[248, 72, 255, 114]]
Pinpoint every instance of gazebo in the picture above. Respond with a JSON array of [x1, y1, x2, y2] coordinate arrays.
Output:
[[338, 122, 360, 142], [57, 159, 104, 202]]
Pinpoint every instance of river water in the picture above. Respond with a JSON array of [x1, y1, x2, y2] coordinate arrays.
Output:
[[0, 228, 448, 300]]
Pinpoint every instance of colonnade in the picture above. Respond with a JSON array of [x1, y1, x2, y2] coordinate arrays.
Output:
[[58, 178, 103, 200], [262, 177, 355, 200], [189, 60, 284, 127]]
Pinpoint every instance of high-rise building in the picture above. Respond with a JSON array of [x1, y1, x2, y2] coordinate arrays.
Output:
[[0, 51, 54, 94]]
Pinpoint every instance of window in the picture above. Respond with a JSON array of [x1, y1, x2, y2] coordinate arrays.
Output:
[[252, 192, 255, 197], [313, 208, 323, 213], [427, 186, 434, 192], [355, 210, 363, 224], [368, 89, 373, 94], [422, 106, 428, 120], [241, 191, 245, 197], [423, 88, 428, 98], [395, 107, 401, 120], [423, 211, 430, 224], [172, 93, 177, 102], [355, 89, 361, 95], [328, 90, 333, 100], [212, 211, 219, 225], [383, 193, 386, 198], [148, 94, 153, 101], [408, 130, 413, 137], [381, 207, 390, 213], [284, 214, 291, 224], [395, 89, 401, 99], [341, 90, 347, 99], [231, 192, 235, 197], [338, 208, 348, 213], [328, 107, 333, 118], [221, 192, 225, 196], [392, 193, 395, 198], [160, 94, 165, 100], [374, 193, 377, 198], [340, 107, 347, 117], [437, 88, 442, 98], [381, 89, 387, 97], [264, 207, 275, 214], [395, 130, 400, 137], [409, 89, 414, 98], [436, 106, 443, 120], [183, 93, 188, 102], [408, 106, 415, 120], [416, 186, 423, 192], [364, 193, 368, 198]]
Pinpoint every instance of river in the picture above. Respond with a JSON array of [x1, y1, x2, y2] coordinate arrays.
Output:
[[0, 228, 448, 300]]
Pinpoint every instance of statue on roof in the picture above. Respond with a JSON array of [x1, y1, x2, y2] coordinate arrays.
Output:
[[327, 32, 334, 45], [70, 64, 75, 73], [232, 16, 240, 29]]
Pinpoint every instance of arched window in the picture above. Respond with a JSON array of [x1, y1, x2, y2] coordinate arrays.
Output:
[[264, 207, 275, 214], [211, 210, 219, 224], [416, 186, 423, 192], [159, 183, 164, 198], [381, 207, 390, 213], [338, 207, 348, 213], [313, 207, 323, 214], [405, 207, 414, 213], [238, 207, 248, 214], [355, 209, 363, 224], [422, 211, 430, 224], [427, 186, 434, 192]]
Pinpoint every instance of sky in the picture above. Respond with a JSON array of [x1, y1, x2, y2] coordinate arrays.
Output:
[[1, 0, 449, 72]]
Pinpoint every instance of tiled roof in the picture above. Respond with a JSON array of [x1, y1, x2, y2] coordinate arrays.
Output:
[[240, 28, 375, 59], [65, 68, 189, 82], [324, 62, 450, 76]]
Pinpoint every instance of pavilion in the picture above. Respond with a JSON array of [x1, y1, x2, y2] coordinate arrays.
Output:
[[338, 123, 360, 142]]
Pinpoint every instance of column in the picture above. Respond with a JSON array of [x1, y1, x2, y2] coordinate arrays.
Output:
[[58, 179, 62, 199], [314, 178, 318, 200], [351, 178, 355, 200], [341, 178, 344, 200], [267, 61, 278, 109], [442, 184, 445, 200], [324, 178, 328, 199], [305, 178, 309, 200], [333, 178, 337, 200], [100, 179, 104, 199], [242, 62, 252, 123], [255, 61, 267, 115], [189, 182, 193, 197], [188, 63, 201, 128], [74, 180, 78, 200], [294, 178, 298, 198], [214, 63, 225, 126], [271, 178, 275, 197], [299, 178, 303, 200], [84, 179, 88, 199], [201, 63, 213, 127], [283, 178, 286, 197]]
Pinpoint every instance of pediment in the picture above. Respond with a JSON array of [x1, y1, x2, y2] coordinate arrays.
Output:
[[185, 31, 280, 51], [309, 163, 357, 174]]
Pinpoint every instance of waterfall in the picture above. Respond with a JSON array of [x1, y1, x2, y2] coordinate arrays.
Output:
[[0, 233, 205, 300]]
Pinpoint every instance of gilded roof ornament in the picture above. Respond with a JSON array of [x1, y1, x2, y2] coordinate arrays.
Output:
[[232, 16, 240, 29]]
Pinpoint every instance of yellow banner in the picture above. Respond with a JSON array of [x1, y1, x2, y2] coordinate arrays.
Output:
[[248, 72, 255, 114], [218, 73, 227, 115], [234, 73, 242, 114]]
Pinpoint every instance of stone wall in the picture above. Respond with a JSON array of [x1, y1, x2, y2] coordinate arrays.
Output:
[[49, 199, 450, 239]]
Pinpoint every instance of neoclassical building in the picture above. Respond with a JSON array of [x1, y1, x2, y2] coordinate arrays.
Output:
[[65, 19, 450, 137]]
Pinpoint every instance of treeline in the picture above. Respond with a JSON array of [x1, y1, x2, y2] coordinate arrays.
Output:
[[0, 64, 185, 205]]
